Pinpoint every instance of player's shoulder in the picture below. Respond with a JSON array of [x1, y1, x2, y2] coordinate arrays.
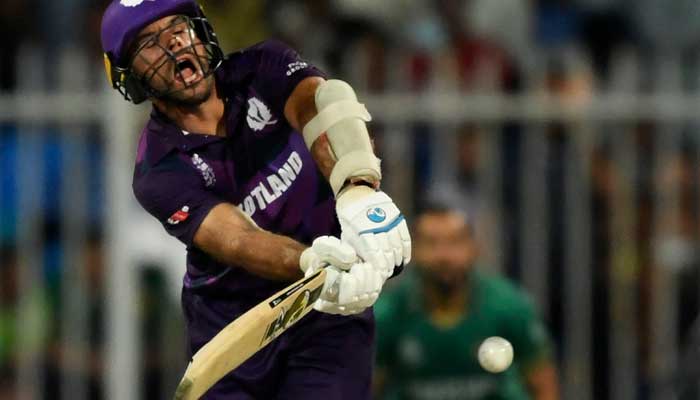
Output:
[[236, 39, 298, 58], [133, 150, 190, 194], [220, 39, 298, 71], [132, 121, 196, 198], [133, 109, 185, 168], [216, 39, 299, 92], [475, 271, 536, 311]]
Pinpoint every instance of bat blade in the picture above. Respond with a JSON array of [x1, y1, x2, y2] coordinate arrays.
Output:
[[173, 269, 326, 400]]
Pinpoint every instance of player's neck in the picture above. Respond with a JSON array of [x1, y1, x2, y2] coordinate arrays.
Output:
[[424, 280, 470, 328], [155, 84, 226, 136], [425, 284, 469, 310]]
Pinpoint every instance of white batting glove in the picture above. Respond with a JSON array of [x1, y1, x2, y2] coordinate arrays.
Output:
[[299, 236, 385, 315], [314, 261, 384, 315], [336, 185, 412, 278], [299, 235, 357, 276]]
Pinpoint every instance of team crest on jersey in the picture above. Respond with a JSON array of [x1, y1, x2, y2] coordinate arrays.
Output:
[[120, 0, 154, 7], [246, 97, 278, 132], [192, 153, 216, 187]]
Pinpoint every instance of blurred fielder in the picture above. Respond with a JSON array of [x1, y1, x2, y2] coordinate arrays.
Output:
[[375, 205, 558, 400], [100, 0, 411, 398]]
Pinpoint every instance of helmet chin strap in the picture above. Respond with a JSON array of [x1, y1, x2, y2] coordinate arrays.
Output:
[[132, 37, 217, 102]]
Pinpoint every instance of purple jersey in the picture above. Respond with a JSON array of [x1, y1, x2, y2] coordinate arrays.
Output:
[[132, 40, 338, 302], [132, 40, 374, 399]]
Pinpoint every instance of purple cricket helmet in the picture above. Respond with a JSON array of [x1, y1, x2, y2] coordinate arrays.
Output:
[[102, 0, 200, 65], [101, 0, 223, 104]]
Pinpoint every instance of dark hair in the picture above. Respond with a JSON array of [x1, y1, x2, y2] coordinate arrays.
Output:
[[415, 201, 456, 217], [414, 201, 475, 235]]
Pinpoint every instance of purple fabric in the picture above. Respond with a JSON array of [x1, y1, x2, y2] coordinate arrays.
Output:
[[101, 0, 200, 64], [133, 40, 374, 398], [182, 287, 374, 400], [132, 40, 335, 293]]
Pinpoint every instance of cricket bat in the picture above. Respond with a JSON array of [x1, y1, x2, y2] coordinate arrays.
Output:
[[173, 269, 327, 400]]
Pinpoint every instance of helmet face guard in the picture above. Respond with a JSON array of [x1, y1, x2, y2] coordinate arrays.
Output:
[[103, 7, 223, 104]]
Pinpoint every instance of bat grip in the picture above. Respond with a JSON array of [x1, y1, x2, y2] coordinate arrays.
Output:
[[322, 265, 341, 303]]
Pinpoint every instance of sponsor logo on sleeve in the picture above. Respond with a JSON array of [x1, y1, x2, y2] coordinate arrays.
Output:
[[246, 97, 278, 132], [167, 206, 190, 225], [286, 61, 309, 76]]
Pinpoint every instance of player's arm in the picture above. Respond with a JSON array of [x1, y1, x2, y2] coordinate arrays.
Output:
[[284, 77, 337, 181], [284, 76, 412, 278], [284, 76, 323, 144], [524, 360, 559, 400], [134, 154, 381, 315], [193, 204, 383, 315], [193, 203, 306, 281], [505, 294, 560, 400], [284, 76, 374, 188]]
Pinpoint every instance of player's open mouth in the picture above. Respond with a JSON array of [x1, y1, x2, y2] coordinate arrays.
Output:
[[175, 56, 202, 85]]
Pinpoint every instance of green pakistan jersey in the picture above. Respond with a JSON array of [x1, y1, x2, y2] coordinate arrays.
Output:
[[375, 270, 552, 400]]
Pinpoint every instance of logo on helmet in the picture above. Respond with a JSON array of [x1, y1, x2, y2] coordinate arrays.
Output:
[[120, 0, 155, 7]]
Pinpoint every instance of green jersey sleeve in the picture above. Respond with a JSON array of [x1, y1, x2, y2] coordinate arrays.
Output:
[[374, 286, 404, 368], [500, 283, 553, 372]]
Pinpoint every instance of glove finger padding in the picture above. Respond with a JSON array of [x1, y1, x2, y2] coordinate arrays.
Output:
[[315, 300, 363, 316], [337, 267, 360, 304], [311, 236, 358, 270], [341, 230, 386, 275], [375, 232, 395, 275], [346, 262, 382, 306], [387, 229, 403, 268], [313, 262, 384, 315], [314, 299, 348, 315], [300, 235, 358, 276], [398, 220, 412, 265], [358, 234, 387, 271]]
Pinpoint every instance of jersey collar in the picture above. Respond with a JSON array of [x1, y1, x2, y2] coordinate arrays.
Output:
[[143, 106, 226, 164]]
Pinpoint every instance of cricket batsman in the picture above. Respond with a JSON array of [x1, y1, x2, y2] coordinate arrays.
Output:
[[101, 0, 411, 398]]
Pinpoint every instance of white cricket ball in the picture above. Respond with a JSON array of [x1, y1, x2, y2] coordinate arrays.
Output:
[[478, 336, 513, 373]]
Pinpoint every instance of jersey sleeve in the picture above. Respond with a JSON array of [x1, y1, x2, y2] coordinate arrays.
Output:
[[250, 40, 327, 115], [133, 155, 224, 248], [504, 294, 553, 372]]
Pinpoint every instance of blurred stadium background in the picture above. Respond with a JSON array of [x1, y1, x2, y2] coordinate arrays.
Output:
[[2, 0, 700, 399]]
